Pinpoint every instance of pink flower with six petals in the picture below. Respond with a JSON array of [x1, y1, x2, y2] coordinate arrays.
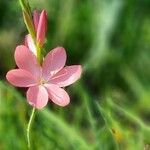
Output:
[[6, 46, 82, 109]]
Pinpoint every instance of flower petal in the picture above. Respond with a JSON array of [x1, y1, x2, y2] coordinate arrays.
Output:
[[42, 47, 67, 80], [6, 69, 36, 87], [25, 34, 37, 56], [45, 84, 70, 107], [50, 65, 82, 87], [27, 85, 48, 109], [15, 45, 41, 78], [36, 10, 47, 47]]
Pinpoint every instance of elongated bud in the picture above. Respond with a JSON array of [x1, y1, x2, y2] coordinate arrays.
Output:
[[19, 0, 26, 11], [23, 10, 36, 40], [36, 10, 47, 47], [33, 10, 40, 32], [19, 0, 32, 18]]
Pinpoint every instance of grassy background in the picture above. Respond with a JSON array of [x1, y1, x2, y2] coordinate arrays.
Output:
[[0, 0, 150, 149]]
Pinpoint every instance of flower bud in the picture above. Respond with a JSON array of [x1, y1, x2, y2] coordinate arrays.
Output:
[[33, 10, 40, 32], [36, 10, 47, 47], [23, 10, 36, 40]]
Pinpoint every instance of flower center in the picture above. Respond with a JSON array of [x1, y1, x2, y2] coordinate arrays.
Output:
[[39, 77, 47, 85]]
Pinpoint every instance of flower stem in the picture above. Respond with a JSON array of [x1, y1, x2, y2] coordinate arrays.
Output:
[[27, 107, 36, 149], [37, 45, 42, 64]]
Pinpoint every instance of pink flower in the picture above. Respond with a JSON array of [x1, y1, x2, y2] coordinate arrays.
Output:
[[6, 46, 82, 109]]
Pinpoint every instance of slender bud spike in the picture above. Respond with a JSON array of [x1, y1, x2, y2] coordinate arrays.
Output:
[[23, 10, 36, 40], [19, 0, 31, 17], [19, 0, 25, 10]]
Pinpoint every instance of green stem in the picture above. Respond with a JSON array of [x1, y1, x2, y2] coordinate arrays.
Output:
[[27, 107, 36, 149], [19, 1, 41, 149], [37, 45, 42, 64]]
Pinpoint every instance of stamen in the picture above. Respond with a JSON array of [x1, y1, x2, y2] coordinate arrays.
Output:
[[39, 78, 47, 85]]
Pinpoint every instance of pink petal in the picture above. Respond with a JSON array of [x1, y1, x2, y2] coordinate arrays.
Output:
[[45, 84, 70, 107], [27, 85, 48, 109], [25, 34, 37, 56], [36, 10, 47, 47], [6, 69, 36, 87], [42, 47, 67, 80], [50, 65, 82, 87], [15, 45, 41, 78], [33, 10, 40, 32]]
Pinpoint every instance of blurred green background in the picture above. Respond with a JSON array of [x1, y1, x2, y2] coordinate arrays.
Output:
[[0, 0, 150, 149]]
